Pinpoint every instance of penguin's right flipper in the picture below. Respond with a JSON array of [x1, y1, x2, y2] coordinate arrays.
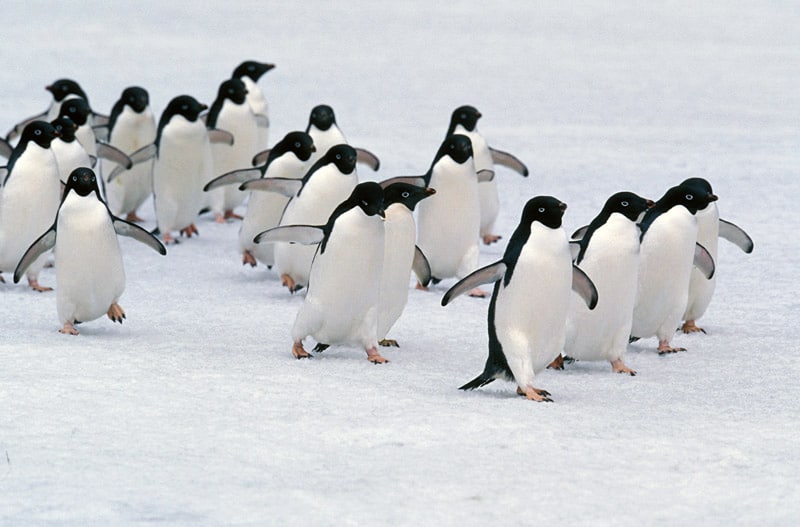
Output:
[[378, 176, 426, 189], [204, 167, 264, 192], [412, 246, 432, 287], [13, 227, 56, 283], [569, 241, 581, 262], [571, 225, 589, 240], [254, 225, 325, 245], [0, 138, 12, 159], [355, 148, 380, 171], [693, 242, 715, 280], [239, 177, 302, 197], [107, 144, 157, 182], [572, 265, 598, 310], [113, 218, 167, 255], [251, 148, 270, 166], [477, 169, 495, 182], [92, 124, 109, 142], [0, 167, 8, 186], [96, 143, 133, 170], [719, 219, 754, 254], [208, 128, 235, 145], [489, 147, 529, 176], [441, 261, 506, 306], [459, 374, 495, 391], [6, 111, 48, 141]]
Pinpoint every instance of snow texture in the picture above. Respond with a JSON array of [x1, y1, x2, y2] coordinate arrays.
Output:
[[1, 2, 798, 525]]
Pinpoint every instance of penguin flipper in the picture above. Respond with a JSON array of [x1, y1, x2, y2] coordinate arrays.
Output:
[[441, 261, 506, 306], [96, 143, 133, 170], [0, 167, 8, 186], [254, 225, 325, 245], [477, 169, 495, 182], [571, 225, 589, 240], [0, 138, 12, 159], [113, 218, 167, 255], [251, 148, 270, 166], [569, 241, 581, 262], [355, 148, 381, 171], [459, 373, 496, 391], [208, 128, 235, 146], [254, 114, 270, 128], [107, 144, 157, 182], [378, 176, 426, 189], [239, 177, 301, 197], [204, 168, 263, 192], [719, 218, 754, 254], [412, 246, 432, 287], [13, 227, 56, 283], [92, 124, 109, 142], [489, 147, 529, 177], [6, 111, 48, 141], [92, 112, 110, 126], [572, 265, 598, 310], [693, 242, 715, 280]]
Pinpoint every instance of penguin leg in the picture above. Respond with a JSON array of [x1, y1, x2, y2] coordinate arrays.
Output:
[[657, 340, 686, 355], [482, 234, 502, 245], [366, 346, 389, 364], [107, 303, 126, 324], [610, 358, 637, 376], [680, 320, 707, 334], [292, 341, 312, 359], [516, 386, 553, 402], [547, 355, 565, 370], [28, 277, 53, 292], [379, 339, 400, 348], [224, 210, 243, 221], [125, 211, 145, 223], [415, 281, 429, 291], [59, 321, 79, 335], [242, 250, 257, 267]]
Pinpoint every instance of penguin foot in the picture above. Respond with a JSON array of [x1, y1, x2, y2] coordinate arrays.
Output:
[[611, 359, 637, 376], [657, 340, 686, 355], [224, 210, 243, 221], [517, 386, 553, 402], [415, 282, 429, 291], [482, 234, 502, 245], [242, 251, 257, 267], [0, 273, 5, 284], [366, 347, 389, 364], [125, 211, 145, 223], [281, 274, 303, 293], [180, 223, 199, 238], [379, 339, 399, 348], [28, 278, 53, 292], [547, 355, 565, 370], [680, 320, 707, 334], [292, 341, 312, 359], [213, 213, 227, 224], [59, 322, 79, 335], [107, 303, 126, 324], [467, 288, 488, 298], [163, 233, 179, 245]]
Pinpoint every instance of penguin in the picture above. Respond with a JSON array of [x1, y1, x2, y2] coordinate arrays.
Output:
[[445, 105, 529, 245], [254, 182, 388, 363], [13, 167, 166, 335], [0, 138, 12, 159], [100, 86, 157, 222], [415, 134, 485, 296], [205, 78, 259, 223], [203, 131, 315, 267], [679, 177, 754, 334], [554, 191, 654, 375], [442, 196, 598, 401], [231, 60, 274, 151], [631, 180, 718, 354], [0, 121, 62, 290], [376, 181, 435, 347], [50, 115, 93, 183]]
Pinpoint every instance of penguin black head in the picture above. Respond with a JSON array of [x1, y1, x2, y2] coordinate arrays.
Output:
[[449, 105, 482, 132], [308, 105, 336, 131], [660, 180, 718, 215], [216, 78, 248, 105], [65, 167, 100, 198], [20, 121, 59, 149], [350, 181, 385, 218], [58, 98, 91, 126], [382, 182, 436, 211], [602, 191, 655, 221], [232, 61, 275, 82], [681, 177, 714, 196], [521, 196, 567, 229], [436, 134, 473, 165], [120, 86, 149, 113], [162, 95, 207, 124], [51, 115, 78, 142], [46, 79, 88, 103], [275, 131, 316, 163], [321, 144, 358, 174]]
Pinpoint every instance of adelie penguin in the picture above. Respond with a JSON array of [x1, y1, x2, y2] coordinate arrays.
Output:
[[13, 167, 165, 335], [442, 196, 598, 402], [231, 60, 274, 151], [445, 105, 529, 245], [255, 182, 389, 363], [630, 180, 718, 355], [679, 177, 754, 334]]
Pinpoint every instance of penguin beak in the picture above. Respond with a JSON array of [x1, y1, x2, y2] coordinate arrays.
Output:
[[645, 199, 655, 208], [559, 202, 568, 212], [708, 194, 719, 202], [310, 145, 317, 153], [425, 187, 436, 196], [45, 84, 54, 94], [377, 207, 386, 219]]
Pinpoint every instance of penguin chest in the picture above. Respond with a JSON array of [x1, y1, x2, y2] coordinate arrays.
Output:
[[242, 77, 268, 117], [455, 126, 492, 172], [53, 140, 91, 181], [109, 107, 157, 152], [309, 126, 346, 164], [378, 206, 417, 334]]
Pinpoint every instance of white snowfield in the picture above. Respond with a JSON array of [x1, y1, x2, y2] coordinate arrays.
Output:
[[1, 2, 798, 525]]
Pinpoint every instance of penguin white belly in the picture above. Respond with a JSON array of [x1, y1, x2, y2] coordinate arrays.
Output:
[[52, 139, 92, 182], [208, 102, 259, 214], [308, 125, 346, 165], [632, 209, 696, 341], [104, 107, 156, 217], [242, 78, 269, 151], [683, 204, 719, 321], [565, 216, 640, 362], [456, 126, 499, 236], [416, 158, 480, 280], [55, 194, 125, 324], [274, 167, 357, 287], [377, 205, 417, 340], [495, 226, 571, 384], [292, 210, 384, 348]]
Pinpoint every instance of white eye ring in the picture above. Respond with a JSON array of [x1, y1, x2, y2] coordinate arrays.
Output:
[[401, 191, 410, 198], [621, 201, 629, 206], [34, 129, 42, 135], [686, 194, 694, 200], [72, 175, 78, 181], [538, 207, 546, 213], [336, 154, 341, 160], [294, 142, 300, 148]]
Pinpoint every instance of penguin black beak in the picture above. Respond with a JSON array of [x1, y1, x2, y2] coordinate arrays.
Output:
[[200, 104, 208, 111], [377, 208, 386, 219], [708, 194, 719, 202], [425, 187, 437, 195], [310, 145, 317, 153], [45, 84, 54, 94], [645, 199, 655, 208], [559, 202, 568, 212]]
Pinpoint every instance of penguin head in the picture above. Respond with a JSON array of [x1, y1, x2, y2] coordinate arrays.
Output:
[[46, 79, 87, 103], [437, 134, 473, 165], [232, 60, 275, 82], [162, 95, 207, 123], [58, 98, 91, 126], [321, 144, 358, 174], [308, 105, 336, 131], [662, 180, 718, 214], [602, 191, 654, 221], [279, 131, 316, 162], [120, 86, 149, 113], [382, 182, 436, 211], [350, 181, 385, 218], [20, 121, 59, 149], [216, 78, 248, 105], [51, 116, 78, 142], [450, 105, 481, 132], [521, 196, 567, 229], [65, 167, 100, 198]]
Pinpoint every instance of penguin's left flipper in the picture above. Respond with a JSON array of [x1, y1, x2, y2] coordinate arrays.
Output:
[[254, 225, 325, 245], [378, 176, 426, 189], [92, 112, 110, 127], [254, 114, 270, 128], [239, 177, 302, 197], [208, 128, 235, 146], [572, 265, 598, 310], [489, 147, 529, 177], [693, 242, 715, 280], [92, 125, 109, 142], [0, 167, 8, 186], [6, 111, 47, 141], [107, 144, 157, 182], [477, 169, 495, 182], [204, 167, 263, 192], [0, 137, 12, 159], [251, 148, 270, 166], [355, 148, 380, 171], [719, 219, 754, 254], [96, 143, 133, 170], [571, 225, 589, 240], [412, 246, 432, 287], [113, 218, 167, 255], [13, 227, 57, 283], [441, 261, 507, 306], [569, 241, 581, 262]]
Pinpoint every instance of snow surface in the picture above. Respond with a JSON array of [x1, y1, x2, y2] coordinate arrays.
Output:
[[1, 1, 799, 525]]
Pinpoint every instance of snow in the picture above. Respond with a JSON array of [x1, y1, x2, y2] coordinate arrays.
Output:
[[2, 1, 799, 525]]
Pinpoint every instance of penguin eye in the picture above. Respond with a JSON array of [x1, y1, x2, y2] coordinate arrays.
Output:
[[460, 113, 466, 119], [294, 142, 301, 148], [401, 191, 410, 198], [72, 175, 78, 181], [34, 129, 42, 136], [685, 194, 694, 201], [182, 104, 188, 111], [621, 201, 629, 207], [336, 153, 341, 160], [228, 88, 234, 95], [538, 207, 546, 213], [247, 65, 255, 71]]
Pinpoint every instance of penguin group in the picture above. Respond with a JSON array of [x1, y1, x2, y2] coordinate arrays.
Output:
[[0, 61, 754, 402]]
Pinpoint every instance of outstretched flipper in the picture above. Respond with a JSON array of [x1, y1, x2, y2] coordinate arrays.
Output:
[[459, 374, 496, 391], [489, 147, 529, 176], [204, 167, 263, 192], [6, 111, 48, 141], [96, 143, 133, 170], [571, 225, 589, 240], [693, 242, 715, 280], [254, 225, 325, 245], [208, 128, 234, 146], [107, 143, 157, 182], [378, 176, 426, 189], [113, 218, 167, 255], [412, 246, 432, 287], [13, 227, 57, 283], [0, 137, 12, 159], [441, 261, 507, 306], [239, 177, 302, 197], [477, 169, 495, 182], [355, 148, 380, 171], [92, 125, 109, 142], [719, 219, 754, 254], [572, 265, 598, 310], [251, 148, 270, 166]]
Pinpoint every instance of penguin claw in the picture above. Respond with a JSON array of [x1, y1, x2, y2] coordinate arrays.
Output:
[[224, 210, 243, 221], [28, 279, 52, 292], [242, 251, 257, 267], [379, 339, 399, 348], [59, 322, 79, 335], [482, 234, 502, 245], [517, 386, 552, 402], [366, 347, 389, 363], [107, 303, 126, 324], [180, 224, 199, 238], [547, 355, 565, 370], [292, 341, 311, 359], [657, 346, 686, 355], [680, 320, 707, 334], [125, 212, 145, 223], [611, 359, 637, 376]]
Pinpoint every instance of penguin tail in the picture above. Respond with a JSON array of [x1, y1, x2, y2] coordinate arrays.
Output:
[[459, 374, 495, 391]]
